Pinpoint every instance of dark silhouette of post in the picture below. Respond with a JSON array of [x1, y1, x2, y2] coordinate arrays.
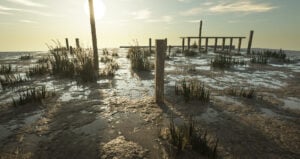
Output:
[[182, 38, 185, 53], [198, 20, 202, 52], [214, 38, 218, 52], [238, 38, 242, 54], [247, 30, 254, 54], [155, 40, 166, 103], [76, 38, 80, 48], [88, 0, 99, 71], [149, 38, 152, 53], [187, 37, 191, 51], [222, 38, 226, 51], [65, 38, 69, 50], [229, 38, 233, 53], [205, 38, 208, 53], [168, 45, 171, 57]]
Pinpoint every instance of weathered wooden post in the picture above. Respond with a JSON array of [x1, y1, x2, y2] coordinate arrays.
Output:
[[88, 0, 99, 71], [182, 38, 185, 53], [65, 38, 69, 50], [187, 37, 191, 51], [149, 38, 152, 53], [229, 38, 233, 53], [222, 38, 226, 51], [75, 38, 80, 48], [198, 20, 202, 52], [155, 39, 167, 103], [238, 38, 242, 54], [247, 30, 254, 54], [168, 45, 171, 57], [214, 38, 218, 52], [205, 38, 208, 53]]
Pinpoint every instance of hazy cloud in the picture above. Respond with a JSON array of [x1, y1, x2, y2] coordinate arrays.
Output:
[[20, 19, 37, 23], [6, 0, 45, 7], [181, 0, 276, 16], [131, 9, 151, 20], [209, 1, 276, 13], [146, 15, 173, 23], [0, 10, 12, 14], [0, 4, 53, 16]]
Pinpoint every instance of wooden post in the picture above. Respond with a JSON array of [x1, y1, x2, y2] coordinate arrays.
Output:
[[70, 46, 73, 54], [187, 37, 191, 51], [149, 38, 152, 53], [198, 20, 202, 52], [205, 38, 208, 53], [88, 0, 99, 71], [247, 30, 254, 54], [238, 38, 242, 54], [214, 38, 218, 52], [222, 38, 225, 51], [65, 38, 69, 50], [168, 45, 171, 57], [182, 38, 185, 53], [229, 38, 233, 53], [75, 38, 80, 48], [155, 39, 166, 103]]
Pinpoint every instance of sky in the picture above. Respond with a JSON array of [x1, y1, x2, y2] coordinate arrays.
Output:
[[0, 0, 299, 51]]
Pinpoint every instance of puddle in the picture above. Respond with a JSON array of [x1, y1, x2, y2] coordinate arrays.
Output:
[[73, 117, 107, 136], [215, 96, 244, 106], [283, 97, 300, 110], [260, 108, 279, 117], [59, 85, 91, 102], [24, 111, 43, 125], [0, 125, 12, 141], [195, 107, 219, 123]]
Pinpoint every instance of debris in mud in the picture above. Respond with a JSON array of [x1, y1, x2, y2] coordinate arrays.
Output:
[[100, 136, 148, 159]]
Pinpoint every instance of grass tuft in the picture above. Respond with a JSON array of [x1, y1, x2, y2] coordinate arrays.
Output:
[[127, 45, 153, 71], [211, 55, 246, 68]]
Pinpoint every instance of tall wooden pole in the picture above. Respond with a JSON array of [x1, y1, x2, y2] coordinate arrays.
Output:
[[199, 20, 202, 52], [76, 38, 80, 48], [222, 38, 225, 51], [187, 37, 191, 51], [247, 30, 254, 54], [205, 38, 208, 53], [214, 38, 218, 52], [155, 40, 166, 103], [149, 38, 152, 53], [182, 38, 185, 53], [89, 0, 99, 71], [229, 38, 233, 53], [238, 38, 242, 54], [65, 38, 69, 50]]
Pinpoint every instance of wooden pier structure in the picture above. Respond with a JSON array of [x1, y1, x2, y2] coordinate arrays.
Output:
[[181, 20, 254, 54]]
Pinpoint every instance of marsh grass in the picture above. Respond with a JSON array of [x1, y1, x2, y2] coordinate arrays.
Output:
[[0, 74, 29, 90], [250, 55, 268, 64], [175, 79, 210, 103], [227, 87, 255, 98], [168, 117, 218, 158], [26, 63, 50, 77], [37, 57, 49, 63], [184, 50, 197, 56], [211, 55, 246, 68], [100, 61, 119, 77], [49, 46, 98, 82], [0, 64, 13, 74], [192, 42, 198, 49], [127, 45, 153, 71], [12, 86, 55, 106], [20, 54, 33, 60]]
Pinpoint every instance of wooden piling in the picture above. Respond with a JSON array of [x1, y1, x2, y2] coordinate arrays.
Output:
[[198, 20, 202, 52], [155, 40, 166, 103], [205, 38, 208, 53], [182, 38, 185, 53], [247, 30, 254, 54], [149, 38, 152, 53], [168, 45, 171, 57], [65, 38, 69, 50], [187, 37, 191, 51], [88, 0, 99, 71], [214, 38, 218, 52], [75, 38, 80, 48], [238, 38, 242, 54], [229, 38, 233, 53], [222, 38, 226, 51]]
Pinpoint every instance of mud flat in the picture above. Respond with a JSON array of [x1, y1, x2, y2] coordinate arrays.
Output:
[[0, 49, 299, 158]]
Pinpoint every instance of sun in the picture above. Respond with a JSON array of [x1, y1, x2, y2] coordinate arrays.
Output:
[[84, 0, 106, 20]]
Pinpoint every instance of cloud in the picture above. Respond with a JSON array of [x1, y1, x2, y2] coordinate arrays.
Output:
[[131, 9, 151, 20], [0, 4, 52, 16], [180, 7, 203, 16], [180, 0, 276, 16], [0, 10, 12, 15], [209, 1, 276, 13], [146, 15, 173, 23], [186, 19, 201, 23], [20, 19, 37, 23], [6, 0, 45, 7]]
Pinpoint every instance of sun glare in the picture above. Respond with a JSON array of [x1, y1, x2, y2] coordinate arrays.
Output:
[[84, 0, 106, 20]]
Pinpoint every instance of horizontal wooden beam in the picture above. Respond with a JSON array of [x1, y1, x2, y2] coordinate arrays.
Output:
[[180, 36, 246, 39]]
